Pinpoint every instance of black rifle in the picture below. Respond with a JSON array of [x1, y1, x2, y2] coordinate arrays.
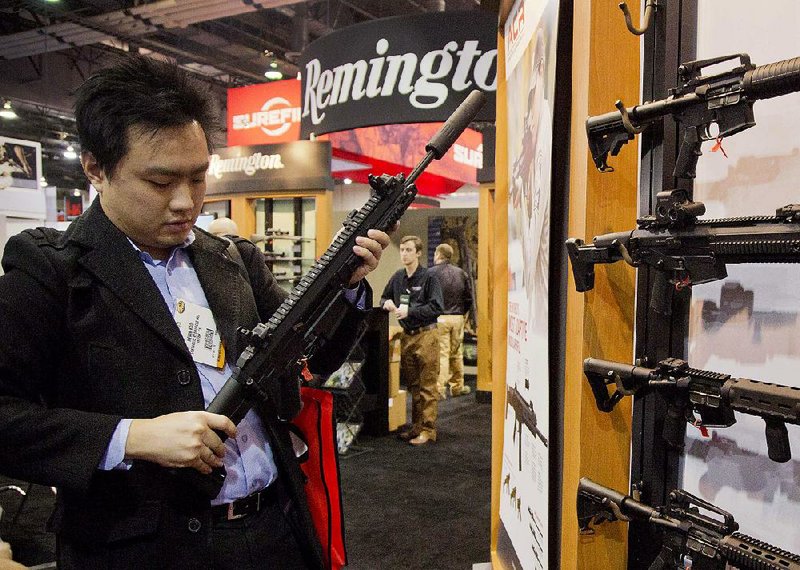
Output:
[[586, 53, 800, 178], [186, 91, 487, 498], [566, 194, 800, 314], [583, 356, 800, 463], [505, 385, 548, 471], [577, 477, 800, 570]]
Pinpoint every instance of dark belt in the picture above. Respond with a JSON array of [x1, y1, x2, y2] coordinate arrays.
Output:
[[211, 480, 280, 521], [405, 323, 438, 336]]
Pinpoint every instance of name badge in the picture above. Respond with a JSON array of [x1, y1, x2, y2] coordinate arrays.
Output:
[[175, 298, 225, 368]]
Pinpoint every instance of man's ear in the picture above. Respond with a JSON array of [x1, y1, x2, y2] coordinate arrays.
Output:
[[80, 151, 106, 191]]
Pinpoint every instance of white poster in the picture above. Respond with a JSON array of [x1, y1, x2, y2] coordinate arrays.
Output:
[[0, 137, 42, 216], [682, 0, 800, 553], [499, 0, 559, 567]]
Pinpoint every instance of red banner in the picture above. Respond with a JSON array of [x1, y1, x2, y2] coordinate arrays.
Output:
[[227, 80, 302, 146]]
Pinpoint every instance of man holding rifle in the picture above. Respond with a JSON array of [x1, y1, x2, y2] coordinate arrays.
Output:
[[0, 54, 390, 569]]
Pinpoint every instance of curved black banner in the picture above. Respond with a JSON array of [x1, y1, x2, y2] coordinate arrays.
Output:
[[300, 11, 497, 138]]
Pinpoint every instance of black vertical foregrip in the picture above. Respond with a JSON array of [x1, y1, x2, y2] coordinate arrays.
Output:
[[743, 56, 800, 101], [764, 419, 791, 463], [722, 377, 800, 462], [425, 90, 487, 159]]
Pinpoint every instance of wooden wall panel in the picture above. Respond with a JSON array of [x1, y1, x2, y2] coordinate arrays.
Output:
[[490, 29, 509, 564], [560, 2, 640, 569], [477, 183, 494, 395]]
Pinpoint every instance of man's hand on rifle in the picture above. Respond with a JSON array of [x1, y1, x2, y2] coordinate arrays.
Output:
[[348, 228, 391, 286], [126, 411, 238, 474]]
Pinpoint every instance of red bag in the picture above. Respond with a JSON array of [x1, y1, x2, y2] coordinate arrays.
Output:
[[291, 387, 347, 570]]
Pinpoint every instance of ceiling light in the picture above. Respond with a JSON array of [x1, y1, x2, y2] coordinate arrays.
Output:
[[264, 70, 283, 80], [73, 189, 82, 196], [270, 61, 278, 69], [63, 144, 77, 160], [343, 178, 352, 185], [40, 176, 48, 186], [0, 100, 18, 120]]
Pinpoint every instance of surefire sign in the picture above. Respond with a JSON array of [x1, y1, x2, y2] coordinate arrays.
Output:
[[227, 80, 302, 146]]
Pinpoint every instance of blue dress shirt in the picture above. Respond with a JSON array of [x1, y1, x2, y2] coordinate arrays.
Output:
[[100, 231, 365, 505]]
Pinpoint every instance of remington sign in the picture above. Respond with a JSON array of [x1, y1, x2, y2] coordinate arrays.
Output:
[[300, 11, 496, 137], [205, 141, 333, 194]]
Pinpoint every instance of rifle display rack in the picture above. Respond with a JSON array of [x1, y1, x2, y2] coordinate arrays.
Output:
[[253, 197, 318, 290]]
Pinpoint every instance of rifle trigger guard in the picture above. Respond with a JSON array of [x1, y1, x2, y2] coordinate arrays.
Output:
[[615, 100, 645, 135]]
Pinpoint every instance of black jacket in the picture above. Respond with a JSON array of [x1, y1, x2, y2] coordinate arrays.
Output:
[[379, 265, 443, 331], [428, 261, 472, 315], [0, 200, 367, 569]]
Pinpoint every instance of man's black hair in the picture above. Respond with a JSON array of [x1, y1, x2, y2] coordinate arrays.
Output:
[[74, 53, 220, 176]]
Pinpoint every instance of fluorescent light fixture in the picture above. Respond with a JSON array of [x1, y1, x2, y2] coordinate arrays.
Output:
[[0, 100, 18, 120]]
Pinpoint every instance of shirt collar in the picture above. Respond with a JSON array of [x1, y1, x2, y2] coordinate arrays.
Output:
[[128, 230, 195, 265]]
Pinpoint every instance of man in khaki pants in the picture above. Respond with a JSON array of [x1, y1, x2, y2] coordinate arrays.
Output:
[[381, 236, 444, 446], [429, 244, 473, 398]]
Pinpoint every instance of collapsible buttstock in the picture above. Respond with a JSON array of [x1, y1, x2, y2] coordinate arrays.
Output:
[[565, 238, 596, 292]]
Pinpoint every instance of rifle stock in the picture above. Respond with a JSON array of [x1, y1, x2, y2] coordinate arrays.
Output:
[[578, 478, 800, 569]]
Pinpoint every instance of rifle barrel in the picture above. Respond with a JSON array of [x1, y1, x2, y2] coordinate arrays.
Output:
[[743, 56, 800, 100]]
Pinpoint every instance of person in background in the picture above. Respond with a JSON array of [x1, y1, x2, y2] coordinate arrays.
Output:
[[381, 235, 444, 446], [0, 54, 390, 570], [207, 216, 239, 237], [429, 243, 473, 398]]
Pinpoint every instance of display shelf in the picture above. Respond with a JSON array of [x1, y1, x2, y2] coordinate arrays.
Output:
[[336, 421, 363, 454], [252, 232, 316, 243], [320, 339, 369, 454], [323, 360, 364, 390]]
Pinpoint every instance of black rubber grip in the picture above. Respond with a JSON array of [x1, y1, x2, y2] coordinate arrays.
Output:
[[743, 56, 800, 100], [425, 90, 487, 159]]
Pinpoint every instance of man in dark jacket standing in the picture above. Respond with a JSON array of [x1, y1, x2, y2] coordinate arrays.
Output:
[[429, 243, 473, 398], [380, 236, 444, 446], [0, 54, 389, 569]]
